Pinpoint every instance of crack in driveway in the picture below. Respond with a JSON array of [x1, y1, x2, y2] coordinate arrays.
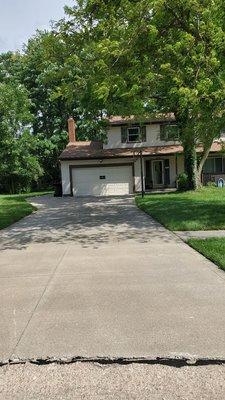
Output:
[[2, 356, 225, 368]]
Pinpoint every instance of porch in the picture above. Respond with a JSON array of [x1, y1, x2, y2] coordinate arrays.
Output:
[[143, 154, 225, 191], [143, 155, 182, 190]]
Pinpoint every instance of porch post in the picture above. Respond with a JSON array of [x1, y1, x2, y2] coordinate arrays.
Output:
[[140, 150, 145, 198], [175, 153, 178, 176]]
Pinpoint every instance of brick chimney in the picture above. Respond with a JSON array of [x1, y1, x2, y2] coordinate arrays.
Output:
[[68, 117, 76, 143]]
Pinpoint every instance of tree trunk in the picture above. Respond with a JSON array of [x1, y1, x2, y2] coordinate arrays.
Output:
[[196, 143, 212, 188], [183, 138, 198, 190], [9, 176, 16, 194]]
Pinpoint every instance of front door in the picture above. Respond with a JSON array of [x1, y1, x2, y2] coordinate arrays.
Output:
[[152, 160, 164, 187]]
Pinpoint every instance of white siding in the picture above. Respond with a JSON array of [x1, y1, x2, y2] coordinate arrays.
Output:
[[61, 162, 71, 195], [61, 154, 180, 196], [104, 124, 179, 149]]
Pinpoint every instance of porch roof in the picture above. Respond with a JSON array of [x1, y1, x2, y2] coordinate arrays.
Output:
[[59, 141, 224, 161]]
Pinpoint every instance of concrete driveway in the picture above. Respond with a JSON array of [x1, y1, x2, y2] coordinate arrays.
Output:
[[1, 195, 225, 362]]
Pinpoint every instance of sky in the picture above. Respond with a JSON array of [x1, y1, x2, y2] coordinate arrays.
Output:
[[0, 0, 74, 53]]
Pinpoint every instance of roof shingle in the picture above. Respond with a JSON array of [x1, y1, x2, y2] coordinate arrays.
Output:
[[59, 141, 224, 161]]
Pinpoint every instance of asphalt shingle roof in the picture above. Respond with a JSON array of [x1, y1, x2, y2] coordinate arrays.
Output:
[[59, 141, 224, 161]]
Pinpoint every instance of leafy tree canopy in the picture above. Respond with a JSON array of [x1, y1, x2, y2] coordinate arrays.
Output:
[[57, 0, 225, 188]]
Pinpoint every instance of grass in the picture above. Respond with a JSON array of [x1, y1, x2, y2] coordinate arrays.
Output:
[[0, 191, 53, 230], [188, 238, 225, 271], [136, 187, 225, 231]]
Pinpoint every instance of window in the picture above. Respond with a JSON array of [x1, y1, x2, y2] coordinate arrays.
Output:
[[160, 124, 179, 141], [204, 158, 214, 173], [215, 158, 223, 173], [203, 157, 224, 174], [128, 127, 140, 142], [121, 125, 146, 143]]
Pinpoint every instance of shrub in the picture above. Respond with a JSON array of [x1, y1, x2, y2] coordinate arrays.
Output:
[[176, 173, 189, 191], [206, 180, 216, 188]]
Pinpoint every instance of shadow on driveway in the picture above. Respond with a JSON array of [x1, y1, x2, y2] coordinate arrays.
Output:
[[0, 195, 176, 251]]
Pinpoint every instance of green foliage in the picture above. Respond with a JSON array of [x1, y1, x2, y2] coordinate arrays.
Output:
[[61, 0, 225, 188], [136, 187, 225, 231], [0, 81, 32, 136], [2, 0, 225, 193], [0, 192, 53, 229], [0, 195, 35, 229], [206, 181, 217, 188], [35, 131, 68, 187], [0, 78, 43, 193], [22, 30, 107, 140], [160, 124, 179, 141], [22, 31, 72, 136], [0, 131, 43, 194], [176, 173, 189, 191], [188, 238, 225, 272]]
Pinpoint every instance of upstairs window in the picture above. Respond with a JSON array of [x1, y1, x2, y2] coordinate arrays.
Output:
[[121, 125, 146, 143], [160, 124, 179, 141], [128, 127, 140, 142]]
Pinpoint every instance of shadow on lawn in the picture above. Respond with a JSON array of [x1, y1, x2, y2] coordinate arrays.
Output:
[[0, 195, 176, 251], [137, 192, 225, 231]]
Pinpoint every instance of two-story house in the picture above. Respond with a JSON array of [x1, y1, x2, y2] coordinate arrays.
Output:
[[59, 116, 225, 196]]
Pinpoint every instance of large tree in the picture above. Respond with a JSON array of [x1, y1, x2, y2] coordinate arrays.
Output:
[[151, 0, 225, 188], [0, 81, 43, 193], [57, 0, 225, 189], [22, 30, 107, 141]]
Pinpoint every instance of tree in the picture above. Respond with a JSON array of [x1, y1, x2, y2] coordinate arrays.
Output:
[[0, 26, 110, 193], [22, 31, 73, 137], [152, 0, 225, 188], [0, 82, 43, 193], [58, 0, 225, 189], [35, 131, 68, 188], [22, 30, 107, 142]]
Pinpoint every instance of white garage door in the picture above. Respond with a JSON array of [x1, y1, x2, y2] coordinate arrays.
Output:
[[72, 165, 133, 196]]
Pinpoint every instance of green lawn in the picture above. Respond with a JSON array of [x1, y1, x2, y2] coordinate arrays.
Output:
[[188, 238, 225, 271], [0, 191, 53, 230], [136, 187, 225, 231]]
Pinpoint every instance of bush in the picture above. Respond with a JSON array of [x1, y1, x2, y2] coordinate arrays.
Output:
[[176, 173, 189, 191], [206, 180, 216, 188]]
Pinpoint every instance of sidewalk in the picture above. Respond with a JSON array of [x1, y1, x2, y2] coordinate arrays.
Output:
[[175, 230, 225, 241]]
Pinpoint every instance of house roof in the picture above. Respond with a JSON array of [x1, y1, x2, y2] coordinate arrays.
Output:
[[108, 113, 175, 126], [59, 141, 224, 161]]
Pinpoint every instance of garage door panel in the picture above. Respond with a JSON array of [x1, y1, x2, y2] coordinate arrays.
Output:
[[72, 166, 133, 196]]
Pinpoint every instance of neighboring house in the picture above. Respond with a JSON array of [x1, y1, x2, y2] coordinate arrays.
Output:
[[59, 116, 225, 197]]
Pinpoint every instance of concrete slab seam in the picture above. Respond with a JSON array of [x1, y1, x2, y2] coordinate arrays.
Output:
[[10, 245, 70, 358]]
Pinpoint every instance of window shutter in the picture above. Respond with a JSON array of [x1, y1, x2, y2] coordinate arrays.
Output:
[[141, 126, 146, 142], [160, 124, 179, 141], [160, 125, 166, 141], [121, 126, 127, 143]]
